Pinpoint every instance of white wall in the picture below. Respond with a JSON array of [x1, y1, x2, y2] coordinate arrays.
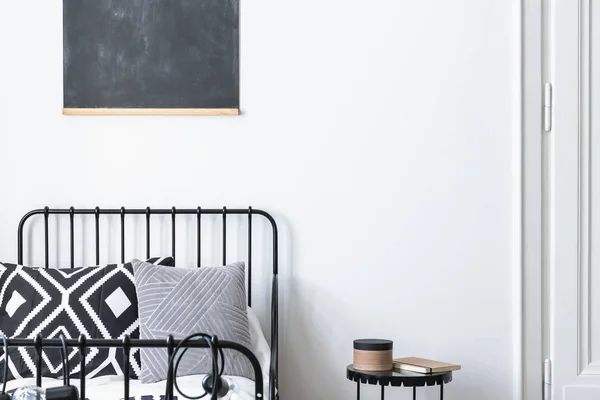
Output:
[[0, 1, 521, 399]]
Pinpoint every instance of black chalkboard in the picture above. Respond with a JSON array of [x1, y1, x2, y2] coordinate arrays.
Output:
[[63, 0, 239, 113]]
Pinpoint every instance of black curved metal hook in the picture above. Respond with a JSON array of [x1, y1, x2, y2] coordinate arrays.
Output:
[[166, 333, 225, 400]]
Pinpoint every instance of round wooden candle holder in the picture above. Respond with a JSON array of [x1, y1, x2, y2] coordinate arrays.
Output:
[[353, 339, 393, 371]]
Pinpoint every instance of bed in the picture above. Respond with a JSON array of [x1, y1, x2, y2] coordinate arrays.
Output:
[[1, 207, 278, 400]]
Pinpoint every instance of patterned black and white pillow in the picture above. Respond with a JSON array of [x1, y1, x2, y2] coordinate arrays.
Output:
[[0, 257, 174, 381]]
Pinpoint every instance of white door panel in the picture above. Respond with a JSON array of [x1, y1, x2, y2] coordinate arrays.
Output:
[[564, 386, 600, 400], [550, 0, 600, 398]]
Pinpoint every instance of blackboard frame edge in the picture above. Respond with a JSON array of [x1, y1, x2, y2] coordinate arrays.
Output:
[[62, 108, 240, 116]]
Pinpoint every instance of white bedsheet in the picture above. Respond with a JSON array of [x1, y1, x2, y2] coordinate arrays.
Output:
[[5, 307, 271, 400]]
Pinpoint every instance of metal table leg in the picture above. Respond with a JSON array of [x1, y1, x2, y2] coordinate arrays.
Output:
[[357, 382, 360, 400], [440, 381, 444, 400], [381, 385, 385, 400], [413, 386, 416, 400]]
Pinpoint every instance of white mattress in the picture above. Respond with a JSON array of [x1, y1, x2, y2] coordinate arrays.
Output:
[[5, 307, 271, 400]]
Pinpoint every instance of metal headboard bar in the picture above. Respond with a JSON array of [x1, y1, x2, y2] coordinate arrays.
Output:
[[17, 206, 279, 400], [17, 207, 278, 273], [6, 335, 264, 400]]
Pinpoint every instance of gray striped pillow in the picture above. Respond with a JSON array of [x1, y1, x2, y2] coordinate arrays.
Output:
[[132, 259, 253, 383]]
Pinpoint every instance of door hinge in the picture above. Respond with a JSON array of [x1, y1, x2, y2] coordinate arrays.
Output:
[[544, 83, 553, 132], [543, 359, 552, 400]]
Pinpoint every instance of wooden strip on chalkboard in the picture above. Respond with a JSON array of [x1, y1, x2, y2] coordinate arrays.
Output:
[[62, 108, 240, 116]]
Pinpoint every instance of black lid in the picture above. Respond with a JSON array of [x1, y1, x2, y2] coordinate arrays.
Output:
[[353, 339, 393, 351]]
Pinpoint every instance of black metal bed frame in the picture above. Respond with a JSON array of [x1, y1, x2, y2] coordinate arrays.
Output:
[[10, 206, 279, 400]]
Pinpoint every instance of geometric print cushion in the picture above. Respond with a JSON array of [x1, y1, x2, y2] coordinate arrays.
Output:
[[0, 256, 173, 382], [133, 259, 253, 384]]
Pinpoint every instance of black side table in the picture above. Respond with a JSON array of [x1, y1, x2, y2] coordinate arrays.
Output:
[[347, 365, 453, 400]]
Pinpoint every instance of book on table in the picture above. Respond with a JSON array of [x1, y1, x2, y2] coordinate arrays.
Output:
[[392, 357, 461, 374]]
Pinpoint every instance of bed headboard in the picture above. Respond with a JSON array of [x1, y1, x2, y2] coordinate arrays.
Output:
[[16, 206, 279, 400]]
